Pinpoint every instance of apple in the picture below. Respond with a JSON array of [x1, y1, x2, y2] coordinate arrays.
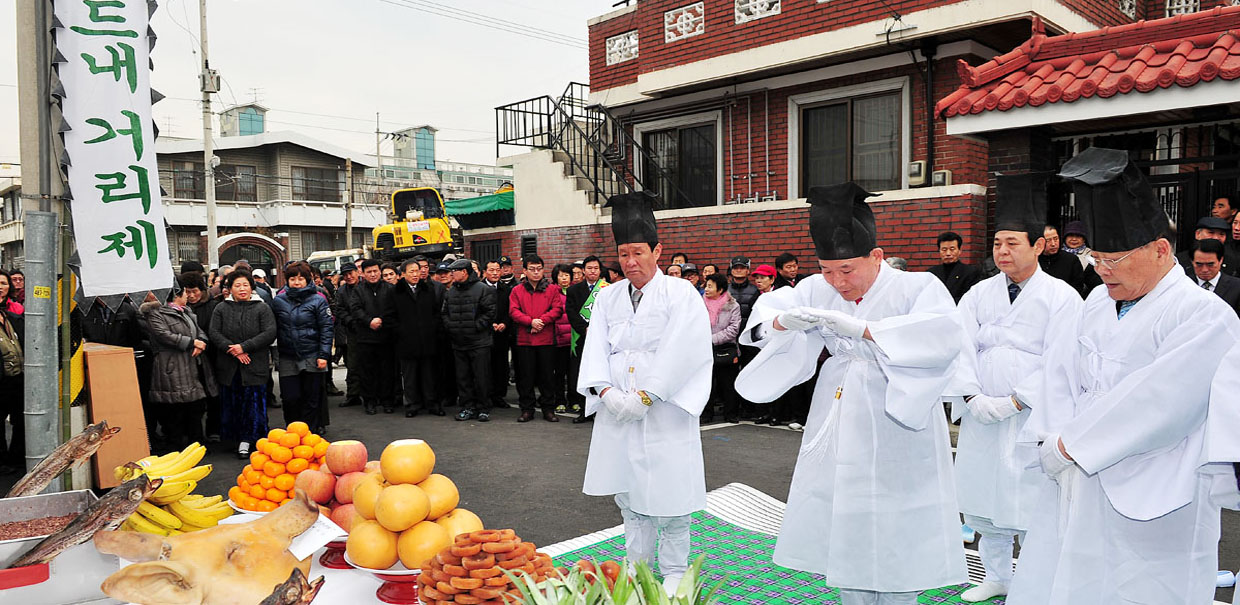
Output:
[[364, 460, 382, 474], [294, 469, 337, 505], [334, 471, 368, 504], [319, 460, 332, 476], [325, 440, 368, 475], [330, 503, 357, 532]]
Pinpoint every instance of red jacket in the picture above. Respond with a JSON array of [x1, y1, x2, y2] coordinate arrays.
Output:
[[553, 287, 571, 348], [508, 278, 565, 347]]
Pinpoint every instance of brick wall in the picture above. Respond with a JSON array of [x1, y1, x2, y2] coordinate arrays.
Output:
[[464, 191, 988, 274], [589, 0, 1134, 93]]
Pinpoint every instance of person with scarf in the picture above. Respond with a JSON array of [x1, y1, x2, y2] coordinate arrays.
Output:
[[701, 273, 741, 424]]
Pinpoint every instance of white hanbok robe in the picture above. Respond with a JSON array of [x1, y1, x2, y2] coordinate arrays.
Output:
[[578, 270, 713, 517], [734, 262, 967, 592], [948, 268, 1082, 531], [1203, 343, 1240, 605], [1008, 266, 1240, 605]]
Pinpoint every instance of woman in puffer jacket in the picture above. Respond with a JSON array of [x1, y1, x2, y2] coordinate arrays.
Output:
[[210, 270, 277, 458], [550, 264, 574, 413], [271, 261, 334, 433], [139, 277, 215, 449]]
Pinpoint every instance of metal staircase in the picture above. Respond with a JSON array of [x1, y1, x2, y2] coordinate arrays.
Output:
[[495, 82, 689, 211]]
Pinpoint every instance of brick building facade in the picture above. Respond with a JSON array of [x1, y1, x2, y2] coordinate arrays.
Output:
[[479, 0, 1155, 271]]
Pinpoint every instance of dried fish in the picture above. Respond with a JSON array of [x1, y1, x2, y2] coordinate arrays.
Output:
[[6, 421, 122, 498], [260, 568, 325, 605], [5, 474, 160, 568]]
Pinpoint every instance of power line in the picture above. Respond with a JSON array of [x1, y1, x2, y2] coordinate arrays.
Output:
[[375, 0, 587, 49], [158, 95, 495, 136]]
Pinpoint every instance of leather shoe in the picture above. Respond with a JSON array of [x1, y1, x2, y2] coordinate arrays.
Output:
[[477, 413, 490, 422], [365, 406, 377, 416], [572, 415, 593, 424], [517, 411, 535, 423], [430, 408, 446, 417], [455, 409, 477, 421], [542, 410, 559, 422], [340, 399, 361, 408], [492, 400, 512, 409], [405, 409, 419, 418], [383, 406, 395, 414]]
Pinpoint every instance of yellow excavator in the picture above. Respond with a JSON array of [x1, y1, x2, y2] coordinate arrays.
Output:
[[371, 187, 464, 261]]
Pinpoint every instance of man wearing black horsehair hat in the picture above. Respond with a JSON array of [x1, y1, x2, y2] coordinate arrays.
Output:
[[576, 191, 713, 596], [1008, 147, 1240, 605], [944, 173, 1083, 602], [735, 181, 966, 605]]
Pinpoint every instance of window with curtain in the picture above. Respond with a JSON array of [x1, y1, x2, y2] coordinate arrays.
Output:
[[292, 166, 342, 201], [800, 91, 901, 195], [216, 165, 257, 202], [641, 122, 717, 209]]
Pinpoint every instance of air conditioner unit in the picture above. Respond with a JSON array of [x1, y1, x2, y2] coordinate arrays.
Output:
[[931, 169, 952, 187], [907, 161, 927, 186]]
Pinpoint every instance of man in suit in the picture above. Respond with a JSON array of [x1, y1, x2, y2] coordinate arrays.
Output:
[[482, 259, 513, 409], [928, 231, 984, 303], [387, 258, 447, 417], [1189, 238, 1240, 314], [566, 255, 607, 423], [1038, 224, 1089, 296], [1176, 216, 1234, 276]]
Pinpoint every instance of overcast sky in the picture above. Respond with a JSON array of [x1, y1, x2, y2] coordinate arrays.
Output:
[[0, 0, 620, 168]]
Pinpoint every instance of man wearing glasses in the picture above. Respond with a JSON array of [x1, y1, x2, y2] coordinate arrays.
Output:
[[1006, 148, 1240, 605]]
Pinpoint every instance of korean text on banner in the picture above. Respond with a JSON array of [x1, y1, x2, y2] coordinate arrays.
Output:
[[56, 0, 173, 296]]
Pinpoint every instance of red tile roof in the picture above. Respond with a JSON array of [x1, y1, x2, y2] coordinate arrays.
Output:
[[936, 6, 1240, 119]]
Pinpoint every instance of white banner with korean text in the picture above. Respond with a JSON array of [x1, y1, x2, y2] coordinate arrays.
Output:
[[56, 0, 173, 296]]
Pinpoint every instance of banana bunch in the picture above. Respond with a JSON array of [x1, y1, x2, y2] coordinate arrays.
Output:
[[125, 495, 233, 536], [115, 443, 233, 536], [114, 442, 208, 482]]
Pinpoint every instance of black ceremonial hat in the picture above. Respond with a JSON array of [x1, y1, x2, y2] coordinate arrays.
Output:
[[807, 183, 878, 260], [1058, 147, 1169, 253], [994, 173, 1048, 235], [606, 192, 659, 246]]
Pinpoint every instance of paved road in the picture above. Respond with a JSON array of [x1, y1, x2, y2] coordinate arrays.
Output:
[[2, 380, 1237, 601]]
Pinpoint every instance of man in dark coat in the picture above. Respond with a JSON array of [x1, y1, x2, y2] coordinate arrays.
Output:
[[443, 259, 497, 422], [1188, 238, 1240, 315], [1038, 224, 1089, 297], [566, 255, 605, 423], [183, 272, 223, 441], [332, 263, 363, 408], [387, 259, 447, 417], [347, 259, 395, 415], [481, 259, 512, 410], [928, 231, 983, 303]]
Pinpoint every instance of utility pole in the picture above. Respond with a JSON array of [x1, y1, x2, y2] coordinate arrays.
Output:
[[17, 0, 64, 479], [344, 158, 353, 249], [200, 0, 220, 269]]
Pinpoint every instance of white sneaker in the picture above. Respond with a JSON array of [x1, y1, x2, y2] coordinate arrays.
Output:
[[960, 581, 1007, 602], [662, 574, 683, 597], [788, 422, 803, 431]]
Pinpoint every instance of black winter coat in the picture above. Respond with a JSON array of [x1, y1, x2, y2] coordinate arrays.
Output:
[[139, 301, 216, 403], [386, 280, 445, 359], [347, 280, 392, 345], [728, 280, 760, 323], [272, 285, 334, 363], [83, 298, 145, 351], [442, 274, 495, 351], [209, 299, 277, 387]]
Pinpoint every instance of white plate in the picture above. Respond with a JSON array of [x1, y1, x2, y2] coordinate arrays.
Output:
[[343, 552, 422, 576], [227, 499, 268, 516]]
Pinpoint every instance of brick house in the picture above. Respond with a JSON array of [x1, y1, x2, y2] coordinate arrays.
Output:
[[937, 5, 1240, 252], [478, 0, 1217, 270]]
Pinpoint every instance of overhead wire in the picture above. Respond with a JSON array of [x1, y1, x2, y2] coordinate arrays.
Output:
[[375, 0, 587, 49]]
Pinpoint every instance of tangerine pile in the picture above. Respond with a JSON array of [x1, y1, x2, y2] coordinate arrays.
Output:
[[228, 421, 330, 512]]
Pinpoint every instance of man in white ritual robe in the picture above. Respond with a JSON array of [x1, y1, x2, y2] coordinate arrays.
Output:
[[578, 192, 713, 594], [1203, 343, 1240, 605], [947, 174, 1084, 602], [1007, 147, 1240, 605], [735, 182, 967, 605]]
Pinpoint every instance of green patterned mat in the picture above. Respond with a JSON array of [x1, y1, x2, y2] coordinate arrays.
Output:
[[551, 511, 1002, 604]]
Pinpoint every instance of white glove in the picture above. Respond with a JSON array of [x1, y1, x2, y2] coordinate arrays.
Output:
[[601, 388, 628, 418], [624, 392, 652, 423], [775, 307, 824, 332], [802, 308, 867, 338], [967, 395, 1021, 425], [1039, 435, 1075, 480]]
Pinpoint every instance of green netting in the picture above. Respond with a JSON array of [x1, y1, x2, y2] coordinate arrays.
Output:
[[551, 511, 1001, 604]]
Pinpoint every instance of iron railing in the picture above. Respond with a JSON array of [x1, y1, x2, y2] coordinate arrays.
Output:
[[496, 82, 691, 210]]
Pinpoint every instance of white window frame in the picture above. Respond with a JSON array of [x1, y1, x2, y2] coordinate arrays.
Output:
[[632, 110, 725, 207], [787, 76, 911, 197]]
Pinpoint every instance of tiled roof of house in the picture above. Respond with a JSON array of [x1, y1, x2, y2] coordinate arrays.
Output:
[[936, 6, 1240, 119]]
